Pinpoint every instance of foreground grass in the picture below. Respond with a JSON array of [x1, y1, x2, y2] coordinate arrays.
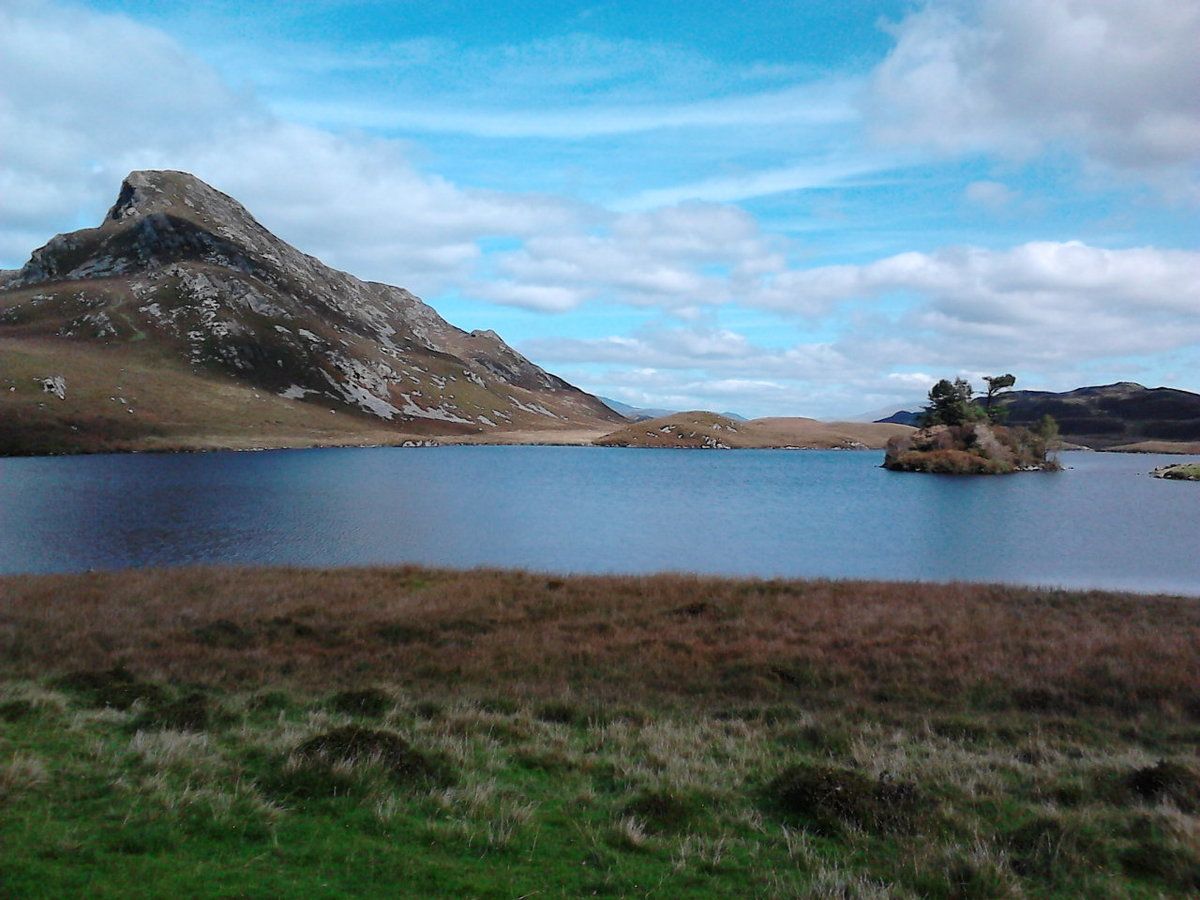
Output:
[[2, 568, 1199, 897]]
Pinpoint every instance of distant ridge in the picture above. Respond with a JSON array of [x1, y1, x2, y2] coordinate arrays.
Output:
[[873, 382, 1200, 449], [599, 396, 746, 422]]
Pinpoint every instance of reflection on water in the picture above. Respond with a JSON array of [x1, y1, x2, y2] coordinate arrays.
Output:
[[1, 446, 1197, 594]]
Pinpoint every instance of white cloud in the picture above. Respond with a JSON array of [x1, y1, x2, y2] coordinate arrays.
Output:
[[523, 326, 850, 383], [869, 0, 1200, 194], [776, 241, 1200, 316], [478, 202, 786, 311], [280, 81, 856, 141], [619, 156, 897, 210], [759, 241, 1200, 371], [0, 0, 577, 289]]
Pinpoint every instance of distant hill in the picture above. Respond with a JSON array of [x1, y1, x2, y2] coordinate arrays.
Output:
[[599, 397, 746, 422], [873, 382, 1200, 450], [595, 411, 914, 450], [995, 383, 1200, 449], [598, 397, 677, 422], [0, 170, 621, 455], [874, 410, 922, 427]]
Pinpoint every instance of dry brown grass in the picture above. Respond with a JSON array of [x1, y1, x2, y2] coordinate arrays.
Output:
[[1, 566, 1197, 716], [594, 411, 914, 450]]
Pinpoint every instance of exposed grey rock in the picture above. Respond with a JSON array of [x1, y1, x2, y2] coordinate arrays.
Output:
[[39, 375, 66, 399]]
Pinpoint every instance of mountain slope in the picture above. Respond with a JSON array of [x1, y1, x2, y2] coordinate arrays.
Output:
[[0, 171, 621, 453], [994, 382, 1200, 449]]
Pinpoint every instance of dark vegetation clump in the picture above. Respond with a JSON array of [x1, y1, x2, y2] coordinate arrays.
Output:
[[1123, 760, 1200, 811], [0, 699, 35, 722], [190, 619, 254, 649], [478, 696, 521, 715], [374, 622, 432, 645], [264, 727, 453, 801], [413, 700, 443, 719], [622, 789, 704, 835], [55, 667, 166, 710], [294, 726, 452, 787], [329, 688, 391, 719], [536, 701, 581, 726], [247, 690, 291, 712], [774, 723, 853, 757], [1117, 815, 1200, 890], [764, 763, 924, 836], [1003, 815, 1102, 880], [132, 692, 215, 732]]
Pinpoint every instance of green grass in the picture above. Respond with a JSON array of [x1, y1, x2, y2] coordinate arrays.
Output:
[[3, 678, 1199, 898], [2, 567, 1199, 896]]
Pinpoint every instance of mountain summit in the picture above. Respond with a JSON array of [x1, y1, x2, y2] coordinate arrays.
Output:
[[0, 171, 619, 452]]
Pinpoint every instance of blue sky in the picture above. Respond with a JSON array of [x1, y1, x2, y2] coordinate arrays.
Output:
[[2, 0, 1198, 416]]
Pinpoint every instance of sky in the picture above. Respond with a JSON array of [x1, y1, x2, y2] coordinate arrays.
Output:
[[1, 0, 1198, 418]]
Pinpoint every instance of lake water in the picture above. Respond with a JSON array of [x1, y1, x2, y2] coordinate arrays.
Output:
[[1, 446, 1197, 595]]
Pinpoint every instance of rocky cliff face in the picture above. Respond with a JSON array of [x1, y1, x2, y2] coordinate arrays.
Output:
[[0, 170, 620, 434]]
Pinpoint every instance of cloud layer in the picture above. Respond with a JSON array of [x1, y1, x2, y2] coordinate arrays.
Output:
[[870, 0, 1200, 194]]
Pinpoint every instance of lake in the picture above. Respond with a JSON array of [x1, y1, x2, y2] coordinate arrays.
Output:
[[1, 446, 1197, 594]]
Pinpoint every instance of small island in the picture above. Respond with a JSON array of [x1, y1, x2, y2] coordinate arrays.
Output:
[[1151, 463, 1200, 481], [884, 375, 1061, 474]]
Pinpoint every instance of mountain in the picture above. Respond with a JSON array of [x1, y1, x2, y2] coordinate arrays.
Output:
[[873, 410, 922, 427], [598, 397, 677, 422], [0, 171, 621, 454], [871, 382, 1200, 449], [995, 382, 1200, 449], [599, 397, 747, 423]]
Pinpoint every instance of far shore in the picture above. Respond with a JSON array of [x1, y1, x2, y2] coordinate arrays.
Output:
[[4, 422, 1199, 458]]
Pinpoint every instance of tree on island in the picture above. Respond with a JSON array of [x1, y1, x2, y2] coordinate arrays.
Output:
[[920, 377, 985, 427], [982, 373, 1016, 420], [921, 374, 1019, 427]]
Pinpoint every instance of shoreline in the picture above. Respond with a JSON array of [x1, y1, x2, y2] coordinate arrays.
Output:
[[3, 431, 1197, 460], [1, 561, 1196, 600]]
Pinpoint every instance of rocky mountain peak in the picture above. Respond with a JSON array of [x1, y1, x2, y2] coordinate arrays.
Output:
[[106, 170, 247, 225], [1, 171, 621, 433]]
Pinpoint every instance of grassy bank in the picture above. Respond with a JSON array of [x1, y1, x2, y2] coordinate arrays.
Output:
[[2, 568, 1199, 896]]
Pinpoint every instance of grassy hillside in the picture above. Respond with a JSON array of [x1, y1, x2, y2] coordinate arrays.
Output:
[[2, 567, 1198, 896], [0, 337, 608, 455], [595, 411, 914, 450]]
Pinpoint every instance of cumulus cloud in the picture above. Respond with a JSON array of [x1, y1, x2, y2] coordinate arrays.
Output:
[[0, 0, 577, 288], [524, 325, 855, 393], [476, 202, 786, 311], [750, 240, 1200, 371], [775, 241, 1200, 316], [869, 0, 1200, 194]]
